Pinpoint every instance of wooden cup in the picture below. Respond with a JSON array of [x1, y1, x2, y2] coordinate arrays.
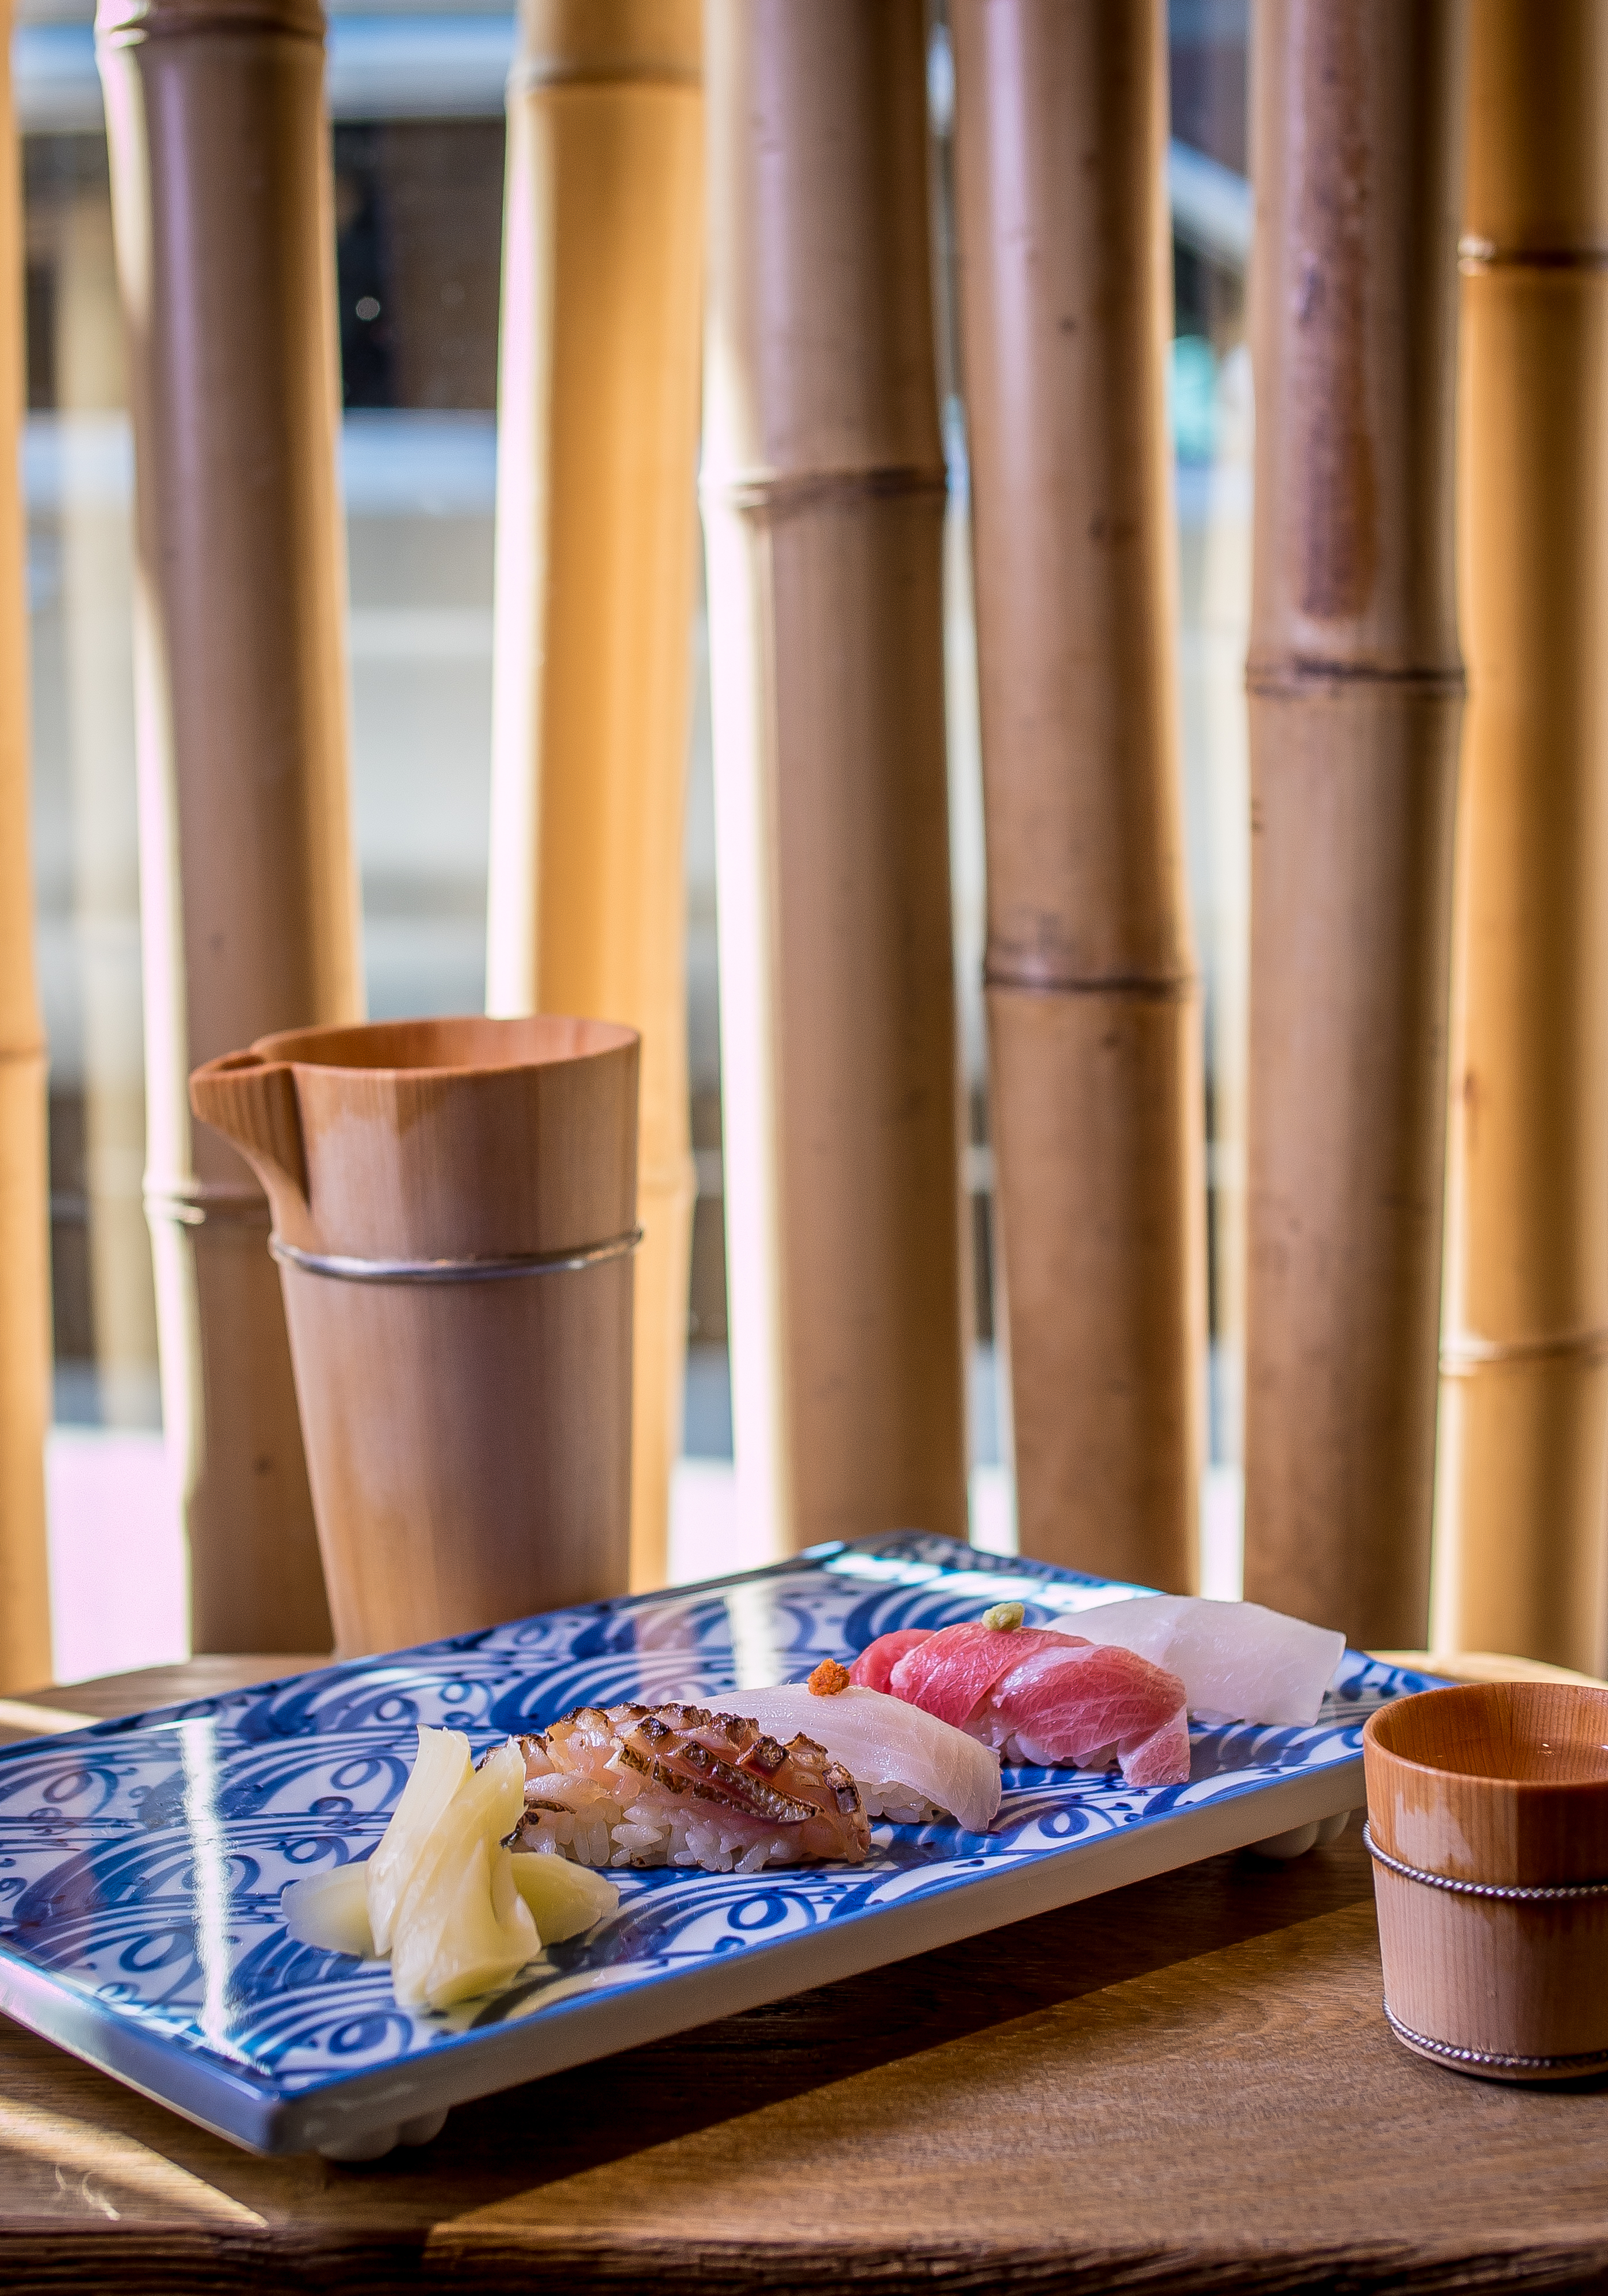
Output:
[[1363, 1683, 1608, 2079], [190, 1016, 640, 1656]]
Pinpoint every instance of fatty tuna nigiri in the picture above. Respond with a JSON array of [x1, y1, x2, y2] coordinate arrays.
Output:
[[847, 1628, 936, 1696], [972, 1641, 1191, 1788], [853, 1618, 1190, 1788], [854, 1588, 1346, 1737]]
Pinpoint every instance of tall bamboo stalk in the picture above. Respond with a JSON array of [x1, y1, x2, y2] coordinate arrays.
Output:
[[0, 0, 55, 1691], [57, 189, 156, 1429], [1243, 0, 1466, 1646], [951, 0, 1203, 1589], [1434, 1, 1608, 1673], [98, 0, 360, 1652], [702, 0, 968, 1559], [486, 0, 702, 1595]]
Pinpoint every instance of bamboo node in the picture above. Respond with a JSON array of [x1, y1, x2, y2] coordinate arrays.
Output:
[[1441, 1327, 1608, 1375], [1459, 235, 1608, 275], [144, 1179, 270, 1230], [983, 962, 1195, 1003], [1245, 657, 1465, 699], [95, 0, 326, 48], [700, 464, 946, 522]]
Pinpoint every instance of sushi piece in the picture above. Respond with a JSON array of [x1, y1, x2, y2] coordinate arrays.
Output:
[[971, 1640, 1191, 1788], [1064, 1595, 1344, 1727], [886, 1622, 1090, 1729], [514, 1702, 870, 1873], [848, 1628, 938, 1696], [851, 1618, 1191, 1787], [853, 1589, 1346, 1732], [734, 1680, 1002, 1833]]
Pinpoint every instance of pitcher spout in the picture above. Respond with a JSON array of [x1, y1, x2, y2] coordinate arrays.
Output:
[[190, 1050, 309, 1211]]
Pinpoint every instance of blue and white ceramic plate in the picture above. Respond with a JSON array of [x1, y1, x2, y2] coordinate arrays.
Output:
[[0, 1534, 1436, 2158]]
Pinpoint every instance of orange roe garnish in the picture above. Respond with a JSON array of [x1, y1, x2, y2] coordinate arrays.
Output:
[[807, 1658, 852, 1696]]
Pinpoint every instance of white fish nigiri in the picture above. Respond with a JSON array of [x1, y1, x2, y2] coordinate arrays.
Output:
[[734, 1681, 1002, 1834], [1068, 1595, 1344, 1727]]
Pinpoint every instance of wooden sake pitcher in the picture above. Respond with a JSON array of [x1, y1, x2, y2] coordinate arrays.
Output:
[[190, 1016, 640, 1655]]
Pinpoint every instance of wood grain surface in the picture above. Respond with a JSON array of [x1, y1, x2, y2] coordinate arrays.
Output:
[[5, 1661, 1608, 2290], [0, 1657, 326, 1745]]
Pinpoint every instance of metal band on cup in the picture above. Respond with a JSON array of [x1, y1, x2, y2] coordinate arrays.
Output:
[[1381, 2003, 1608, 2079], [1362, 1821, 1608, 1904], [269, 1227, 643, 1286]]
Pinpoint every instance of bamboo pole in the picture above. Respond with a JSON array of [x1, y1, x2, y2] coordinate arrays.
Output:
[[56, 190, 156, 1429], [1243, 1, 1466, 1646], [486, 0, 702, 1595], [0, 0, 55, 1691], [950, 0, 1203, 1589], [702, 0, 968, 1559], [97, 0, 360, 1652], [1434, 2, 1608, 1674]]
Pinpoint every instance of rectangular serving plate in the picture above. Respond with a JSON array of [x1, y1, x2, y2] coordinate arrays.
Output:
[[0, 1534, 1436, 2158]]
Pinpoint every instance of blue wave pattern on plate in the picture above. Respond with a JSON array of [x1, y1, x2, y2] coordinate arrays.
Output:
[[0, 1535, 1431, 2100]]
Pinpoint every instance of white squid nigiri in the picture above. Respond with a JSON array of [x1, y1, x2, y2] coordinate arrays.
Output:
[[1068, 1595, 1345, 1727], [734, 1680, 1002, 1834]]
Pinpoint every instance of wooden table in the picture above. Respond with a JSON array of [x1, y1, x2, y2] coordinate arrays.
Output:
[[5, 1659, 1608, 2292]]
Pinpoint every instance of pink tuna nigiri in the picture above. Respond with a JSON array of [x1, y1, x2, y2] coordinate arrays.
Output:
[[848, 1628, 935, 1696], [972, 1641, 1191, 1788], [851, 1620, 1189, 1788]]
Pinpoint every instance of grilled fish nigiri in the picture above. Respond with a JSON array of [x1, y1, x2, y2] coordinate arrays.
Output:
[[514, 1702, 870, 1872], [732, 1680, 1001, 1834]]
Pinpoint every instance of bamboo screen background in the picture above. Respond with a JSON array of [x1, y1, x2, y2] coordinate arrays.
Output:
[[14, 0, 1253, 1679]]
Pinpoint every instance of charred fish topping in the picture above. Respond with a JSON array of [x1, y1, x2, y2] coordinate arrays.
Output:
[[742, 1734, 788, 1777], [822, 1759, 862, 1816], [521, 1698, 872, 1867], [702, 1753, 818, 1824], [611, 1715, 835, 1823]]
